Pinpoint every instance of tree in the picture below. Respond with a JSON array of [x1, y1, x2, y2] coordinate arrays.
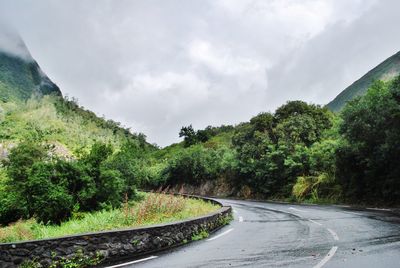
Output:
[[28, 162, 74, 224], [179, 125, 197, 147], [0, 142, 46, 222], [275, 114, 318, 147], [108, 140, 144, 199], [161, 145, 225, 186], [78, 142, 127, 210], [232, 101, 333, 198], [0, 141, 136, 225], [337, 78, 400, 203]]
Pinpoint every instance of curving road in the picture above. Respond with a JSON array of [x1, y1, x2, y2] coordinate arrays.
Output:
[[117, 199, 400, 268]]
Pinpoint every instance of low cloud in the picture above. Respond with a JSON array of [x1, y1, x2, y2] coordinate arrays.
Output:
[[0, 21, 32, 61]]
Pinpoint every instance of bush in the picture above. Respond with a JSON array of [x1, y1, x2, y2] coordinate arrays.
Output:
[[161, 145, 229, 186], [28, 162, 75, 224], [0, 141, 142, 225], [0, 192, 27, 226]]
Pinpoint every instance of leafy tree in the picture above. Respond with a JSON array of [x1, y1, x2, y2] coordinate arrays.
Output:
[[179, 124, 234, 147], [28, 162, 74, 224], [161, 145, 226, 186], [232, 102, 333, 197], [78, 142, 126, 210], [0, 141, 139, 225], [179, 125, 197, 147], [108, 140, 144, 198], [1, 142, 46, 221], [275, 114, 318, 147], [337, 78, 400, 203]]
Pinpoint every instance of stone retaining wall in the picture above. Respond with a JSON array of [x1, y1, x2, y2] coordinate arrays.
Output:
[[0, 197, 231, 268]]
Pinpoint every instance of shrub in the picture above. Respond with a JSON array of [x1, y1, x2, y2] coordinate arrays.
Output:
[[28, 162, 74, 224], [0, 141, 141, 225]]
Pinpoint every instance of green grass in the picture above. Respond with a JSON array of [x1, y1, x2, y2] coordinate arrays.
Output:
[[0, 193, 220, 243]]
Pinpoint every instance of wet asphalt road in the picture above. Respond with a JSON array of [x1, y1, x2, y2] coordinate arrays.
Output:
[[127, 199, 400, 268]]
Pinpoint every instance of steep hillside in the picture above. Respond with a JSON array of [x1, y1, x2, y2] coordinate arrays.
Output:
[[0, 30, 152, 156], [0, 32, 61, 102], [327, 51, 400, 112], [0, 96, 151, 156]]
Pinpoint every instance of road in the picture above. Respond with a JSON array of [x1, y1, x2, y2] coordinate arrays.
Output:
[[119, 199, 400, 267]]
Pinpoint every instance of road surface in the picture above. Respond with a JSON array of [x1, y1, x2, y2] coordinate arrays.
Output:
[[115, 199, 400, 267]]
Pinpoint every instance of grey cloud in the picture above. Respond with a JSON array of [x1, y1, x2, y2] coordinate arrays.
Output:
[[267, 0, 400, 106], [0, 0, 396, 146], [0, 21, 33, 61]]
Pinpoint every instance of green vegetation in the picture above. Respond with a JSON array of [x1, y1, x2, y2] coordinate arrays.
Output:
[[191, 229, 209, 241], [327, 50, 400, 112], [336, 78, 400, 203], [0, 93, 158, 227], [0, 192, 219, 243], [147, 75, 400, 205], [218, 214, 234, 226], [0, 51, 61, 102], [0, 140, 151, 225], [1, 40, 400, 249], [0, 95, 150, 152], [179, 124, 234, 147], [147, 101, 339, 202], [20, 249, 103, 268]]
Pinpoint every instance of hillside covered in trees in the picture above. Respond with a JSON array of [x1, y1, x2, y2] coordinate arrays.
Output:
[[1, 30, 399, 231], [2, 75, 399, 228], [146, 76, 400, 205], [0, 35, 156, 225]]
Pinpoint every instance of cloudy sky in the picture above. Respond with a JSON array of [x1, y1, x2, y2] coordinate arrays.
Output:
[[1, 0, 399, 146]]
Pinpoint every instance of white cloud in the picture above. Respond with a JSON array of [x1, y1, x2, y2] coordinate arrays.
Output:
[[0, 0, 394, 146], [189, 39, 262, 75]]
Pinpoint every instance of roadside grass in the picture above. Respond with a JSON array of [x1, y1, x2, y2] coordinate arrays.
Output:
[[291, 174, 341, 204], [0, 192, 219, 243]]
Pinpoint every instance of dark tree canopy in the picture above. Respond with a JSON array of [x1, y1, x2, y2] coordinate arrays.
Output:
[[337, 78, 400, 204]]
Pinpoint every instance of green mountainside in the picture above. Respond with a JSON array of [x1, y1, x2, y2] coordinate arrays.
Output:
[[0, 50, 61, 102], [0, 34, 151, 156], [327, 51, 400, 112], [0, 33, 160, 229]]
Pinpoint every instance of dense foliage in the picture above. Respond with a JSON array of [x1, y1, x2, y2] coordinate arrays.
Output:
[[1, 73, 400, 230], [0, 52, 61, 102], [0, 141, 149, 224], [150, 76, 400, 205], [337, 78, 400, 203], [231, 101, 335, 198], [0, 90, 156, 226], [179, 124, 234, 147], [0, 192, 218, 243]]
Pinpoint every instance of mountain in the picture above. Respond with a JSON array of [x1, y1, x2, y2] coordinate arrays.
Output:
[[0, 29, 61, 102], [0, 28, 153, 155], [327, 51, 400, 112]]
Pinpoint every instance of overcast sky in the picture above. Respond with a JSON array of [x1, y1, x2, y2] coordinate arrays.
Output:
[[1, 0, 400, 146]]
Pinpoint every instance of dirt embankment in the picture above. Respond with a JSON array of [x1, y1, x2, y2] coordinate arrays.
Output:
[[166, 177, 255, 199]]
